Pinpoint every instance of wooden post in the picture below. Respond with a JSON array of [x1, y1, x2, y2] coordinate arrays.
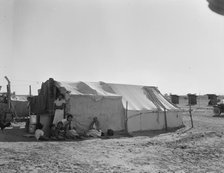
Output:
[[164, 108, 168, 131], [189, 96, 194, 128], [4, 76, 11, 111], [28, 99, 31, 116], [29, 85, 32, 96], [124, 101, 128, 133], [27, 85, 32, 116]]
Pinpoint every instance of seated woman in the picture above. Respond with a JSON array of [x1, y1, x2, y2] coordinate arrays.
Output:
[[86, 117, 102, 137], [64, 114, 80, 139]]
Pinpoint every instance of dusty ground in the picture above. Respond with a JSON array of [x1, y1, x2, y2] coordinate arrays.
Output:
[[1, 108, 224, 173]]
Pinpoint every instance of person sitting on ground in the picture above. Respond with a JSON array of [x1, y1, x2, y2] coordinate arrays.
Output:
[[53, 94, 66, 125], [49, 124, 57, 139], [35, 123, 48, 141], [86, 117, 102, 137], [64, 114, 80, 139], [55, 121, 65, 140]]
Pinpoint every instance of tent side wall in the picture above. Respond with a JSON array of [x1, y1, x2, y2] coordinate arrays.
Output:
[[166, 110, 183, 128], [68, 95, 125, 133], [11, 100, 29, 117], [127, 110, 183, 132], [127, 111, 165, 132]]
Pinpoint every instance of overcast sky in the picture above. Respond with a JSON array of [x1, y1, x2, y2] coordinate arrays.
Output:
[[0, 0, 224, 95]]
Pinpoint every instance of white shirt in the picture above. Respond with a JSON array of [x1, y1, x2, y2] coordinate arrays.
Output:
[[93, 123, 96, 129], [54, 99, 66, 106], [61, 118, 67, 125], [35, 129, 44, 140]]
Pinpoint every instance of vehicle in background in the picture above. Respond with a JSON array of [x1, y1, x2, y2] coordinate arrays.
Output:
[[213, 99, 224, 116]]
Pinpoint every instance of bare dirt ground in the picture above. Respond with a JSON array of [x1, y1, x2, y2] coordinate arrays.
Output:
[[1, 108, 224, 173]]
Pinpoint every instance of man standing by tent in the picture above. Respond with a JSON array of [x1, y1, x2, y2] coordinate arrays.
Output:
[[53, 94, 66, 125]]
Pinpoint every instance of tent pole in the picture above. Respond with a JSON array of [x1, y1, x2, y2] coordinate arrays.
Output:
[[125, 101, 128, 134], [164, 108, 168, 131]]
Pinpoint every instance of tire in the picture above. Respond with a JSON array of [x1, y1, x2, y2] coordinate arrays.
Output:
[[213, 107, 221, 116]]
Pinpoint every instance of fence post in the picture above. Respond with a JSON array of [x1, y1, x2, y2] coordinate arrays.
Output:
[[189, 97, 194, 128]]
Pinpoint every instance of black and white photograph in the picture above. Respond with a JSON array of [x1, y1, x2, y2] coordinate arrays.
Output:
[[0, 0, 224, 172]]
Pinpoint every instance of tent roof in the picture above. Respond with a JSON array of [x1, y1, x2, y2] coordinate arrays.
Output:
[[109, 83, 178, 111], [11, 95, 28, 102], [55, 81, 120, 97], [54, 80, 178, 111]]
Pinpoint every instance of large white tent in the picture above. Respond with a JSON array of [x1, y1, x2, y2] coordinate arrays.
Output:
[[54, 80, 183, 133]]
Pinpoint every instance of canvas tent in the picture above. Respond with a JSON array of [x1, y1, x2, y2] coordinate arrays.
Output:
[[30, 78, 182, 133], [0, 93, 29, 120], [11, 95, 29, 117], [170, 95, 179, 104]]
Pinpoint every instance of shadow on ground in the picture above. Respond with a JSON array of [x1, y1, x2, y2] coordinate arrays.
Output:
[[0, 126, 185, 142], [0, 128, 35, 142], [213, 115, 224, 118], [0, 128, 131, 142]]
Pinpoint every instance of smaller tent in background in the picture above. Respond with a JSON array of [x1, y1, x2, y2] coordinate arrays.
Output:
[[187, 94, 197, 105], [11, 95, 29, 118], [170, 95, 179, 104], [0, 93, 29, 121]]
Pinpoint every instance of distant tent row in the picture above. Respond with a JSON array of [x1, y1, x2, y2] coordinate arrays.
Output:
[[170, 94, 219, 106], [170, 95, 179, 105], [30, 78, 183, 134], [188, 94, 197, 105]]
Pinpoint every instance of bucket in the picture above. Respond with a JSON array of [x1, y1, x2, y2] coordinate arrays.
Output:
[[29, 124, 36, 134], [29, 115, 37, 125]]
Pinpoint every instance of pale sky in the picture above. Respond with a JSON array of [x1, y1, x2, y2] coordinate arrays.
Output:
[[0, 0, 224, 95]]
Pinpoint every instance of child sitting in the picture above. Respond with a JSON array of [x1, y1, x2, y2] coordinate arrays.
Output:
[[49, 124, 57, 140], [55, 121, 65, 140], [35, 123, 48, 141]]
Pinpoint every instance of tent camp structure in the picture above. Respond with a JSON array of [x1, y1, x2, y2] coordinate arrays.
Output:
[[30, 78, 183, 134], [11, 95, 29, 117], [0, 93, 29, 121]]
